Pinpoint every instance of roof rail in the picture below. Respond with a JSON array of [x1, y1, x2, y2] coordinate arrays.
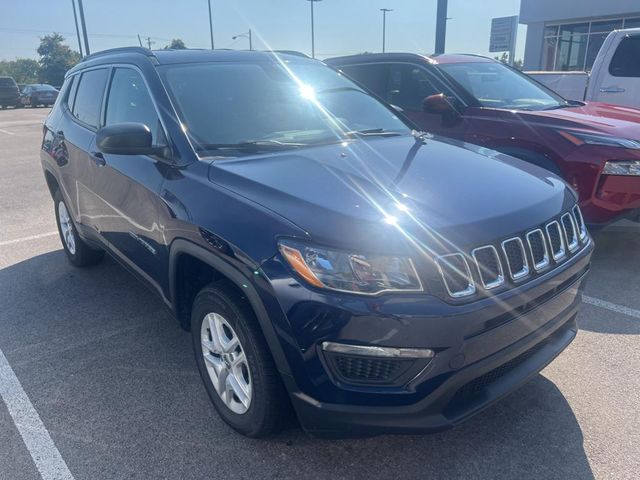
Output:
[[81, 46, 155, 63], [269, 50, 311, 58]]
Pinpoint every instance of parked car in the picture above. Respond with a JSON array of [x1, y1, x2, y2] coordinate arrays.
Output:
[[327, 53, 640, 225], [41, 47, 592, 438], [0, 76, 20, 108], [527, 28, 640, 108], [20, 84, 59, 107]]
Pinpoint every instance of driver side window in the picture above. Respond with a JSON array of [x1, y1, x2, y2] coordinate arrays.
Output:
[[105, 68, 167, 147], [386, 64, 446, 112]]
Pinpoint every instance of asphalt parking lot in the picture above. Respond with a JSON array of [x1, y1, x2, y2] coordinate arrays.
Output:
[[0, 107, 639, 480]]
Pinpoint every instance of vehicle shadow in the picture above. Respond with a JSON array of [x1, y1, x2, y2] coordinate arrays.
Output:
[[0, 251, 593, 480], [579, 228, 640, 335]]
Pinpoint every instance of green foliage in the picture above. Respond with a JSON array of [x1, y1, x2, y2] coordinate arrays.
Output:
[[164, 38, 187, 50], [493, 52, 523, 70], [0, 58, 40, 83], [37, 33, 80, 87]]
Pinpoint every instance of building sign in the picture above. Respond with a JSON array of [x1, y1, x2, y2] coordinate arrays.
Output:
[[490, 15, 518, 52]]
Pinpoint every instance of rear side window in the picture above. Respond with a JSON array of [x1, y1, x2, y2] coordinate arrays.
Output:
[[609, 36, 640, 77], [0, 77, 16, 87], [340, 64, 391, 101], [72, 68, 109, 128], [105, 68, 166, 146]]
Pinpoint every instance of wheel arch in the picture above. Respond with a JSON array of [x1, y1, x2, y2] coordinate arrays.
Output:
[[43, 168, 60, 199], [169, 239, 293, 378]]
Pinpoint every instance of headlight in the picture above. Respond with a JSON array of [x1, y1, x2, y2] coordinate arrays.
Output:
[[603, 160, 640, 176], [557, 130, 640, 149], [278, 240, 423, 295]]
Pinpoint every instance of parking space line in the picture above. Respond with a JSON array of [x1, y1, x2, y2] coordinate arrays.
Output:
[[0, 128, 16, 136], [0, 348, 74, 480], [0, 232, 58, 247], [583, 294, 640, 320]]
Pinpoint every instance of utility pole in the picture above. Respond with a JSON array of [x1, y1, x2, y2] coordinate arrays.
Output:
[[307, 0, 322, 59], [70, 0, 83, 57], [137, 34, 143, 47], [146, 37, 154, 50], [435, 0, 448, 54], [380, 8, 392, 53], [77, 0, 90, 55], [207, 0, 215, 49]]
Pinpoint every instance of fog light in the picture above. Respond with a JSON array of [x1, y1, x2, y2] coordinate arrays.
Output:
[[603, 160, 640, 176], [322, 341, 434, 358]]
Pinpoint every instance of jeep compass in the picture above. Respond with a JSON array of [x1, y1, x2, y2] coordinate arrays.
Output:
[[41, 47, 593, 438]]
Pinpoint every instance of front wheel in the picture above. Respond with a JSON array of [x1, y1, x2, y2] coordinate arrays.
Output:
[[54, 190, 104, 267], [191, 283, 288, 437]]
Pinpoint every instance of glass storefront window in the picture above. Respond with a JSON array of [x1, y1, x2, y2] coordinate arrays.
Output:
[[542, 17, 640, 71]]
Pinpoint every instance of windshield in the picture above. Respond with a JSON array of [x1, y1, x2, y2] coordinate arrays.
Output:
[[437, 62, 567, 111], [159, 59, 411, 156]]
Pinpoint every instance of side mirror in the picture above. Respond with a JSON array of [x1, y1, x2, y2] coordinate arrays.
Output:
[[423, 93, 456, 115], [96, 122, 166, 156]]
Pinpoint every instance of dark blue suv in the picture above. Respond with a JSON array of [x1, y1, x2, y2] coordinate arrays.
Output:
[[40, 47, 593, 438]]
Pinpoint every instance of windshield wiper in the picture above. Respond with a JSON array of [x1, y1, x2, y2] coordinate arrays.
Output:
[[344, 128, 403, 138], [197, 139, 306, 152], [540, 103, 574, 111]]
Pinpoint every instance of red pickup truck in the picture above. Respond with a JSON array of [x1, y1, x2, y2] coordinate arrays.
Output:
[[326, 53, 640, 225]]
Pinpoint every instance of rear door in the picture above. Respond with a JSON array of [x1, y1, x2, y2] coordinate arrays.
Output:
[[593, 34, 640, 107]]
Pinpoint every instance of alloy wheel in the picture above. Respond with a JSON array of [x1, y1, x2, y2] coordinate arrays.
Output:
[[200, 312, 252, 414], [57, 200, 76, 255]]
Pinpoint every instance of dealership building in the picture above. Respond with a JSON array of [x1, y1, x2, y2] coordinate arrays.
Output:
[[520, 0, 640, 71]]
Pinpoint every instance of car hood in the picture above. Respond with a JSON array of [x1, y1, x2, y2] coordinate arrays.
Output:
[[519, 102, 640, 140], [207, 135, 575, 254]]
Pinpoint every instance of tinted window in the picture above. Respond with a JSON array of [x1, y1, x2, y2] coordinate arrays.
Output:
[[340, 64, 391, 100], [72, 69, 108, 128], [609, 36, 640, 77], [387, 64, 446, 111], [105, 68, 166, 146], [66, 76, 78, 110], [0, 77, 16, 87]]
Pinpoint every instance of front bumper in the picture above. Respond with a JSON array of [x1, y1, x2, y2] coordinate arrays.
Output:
[[258, 239, 592, 437]]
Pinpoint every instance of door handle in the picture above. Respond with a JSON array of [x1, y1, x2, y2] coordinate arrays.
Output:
[[599, 87, 626, 93], [90, 151, 106, 166]]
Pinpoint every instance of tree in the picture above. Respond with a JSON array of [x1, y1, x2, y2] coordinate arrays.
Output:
[[493, 52, 523, 70], [164, 38, 187, 50], [0, 58, 40, 83], [37, 33, 80, 87]]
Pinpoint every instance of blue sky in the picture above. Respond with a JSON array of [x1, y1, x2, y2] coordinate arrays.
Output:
[[0, 0, 526, 61]]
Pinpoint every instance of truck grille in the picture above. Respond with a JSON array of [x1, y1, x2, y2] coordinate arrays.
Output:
[[436, 205, 588, 298]]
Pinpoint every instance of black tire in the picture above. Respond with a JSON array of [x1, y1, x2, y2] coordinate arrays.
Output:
[[30, 98, 37, 108], [191, 282, 288, 437], [53, 189, 104, 267]]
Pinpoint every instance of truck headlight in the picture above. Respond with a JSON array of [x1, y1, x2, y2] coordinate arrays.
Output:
[[603, 160, 640, 176], [278, 240, 423, 295], [558, 130, 640, 149]]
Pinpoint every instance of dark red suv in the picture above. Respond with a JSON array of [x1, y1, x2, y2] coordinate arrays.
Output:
[[326, 53, 640, 225]]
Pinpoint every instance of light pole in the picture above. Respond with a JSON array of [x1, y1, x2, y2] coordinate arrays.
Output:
[[207, 0, 215, 49], [77, 0, 90, 55], [307, 0, 322, 59], [435, 0, 448, 54], [70, 0, 83, 57], [232, 29, 253, 50], [380, 8, 393, 53]]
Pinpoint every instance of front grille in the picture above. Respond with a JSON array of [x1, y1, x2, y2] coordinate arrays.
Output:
[[561, 213, 579, 252], [545, 221, 566, 261], [436, 253, 475, 297], [501, 237, 529, 280], [472, 246, 504, 289], [526, 229, 549, 271], [435, 206, 588, 299], [330, 354, 413, 384]]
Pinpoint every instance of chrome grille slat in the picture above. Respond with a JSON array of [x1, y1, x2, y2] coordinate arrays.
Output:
[[472, 245, 504, 290], [561, 213, 579, 252], [545, 221, 566, 261], [526, 229, 550, 271], [572, 205, 588, 242], [501, 237, 529, 280], [435, 253, 476, 298]]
